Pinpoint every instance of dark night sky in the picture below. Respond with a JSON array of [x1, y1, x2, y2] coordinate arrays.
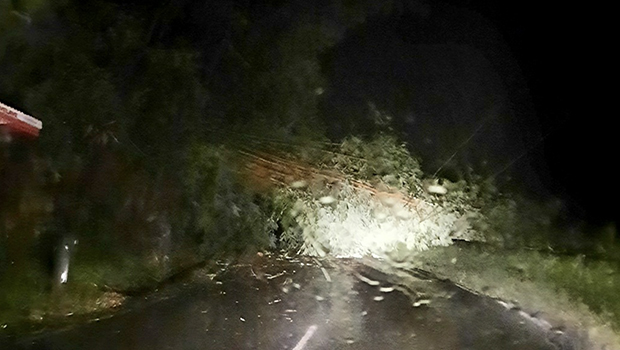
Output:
[[458, 1, 613, 225]]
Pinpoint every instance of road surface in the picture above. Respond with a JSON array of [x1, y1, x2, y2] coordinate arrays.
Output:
[[3, 254, 584, 349]]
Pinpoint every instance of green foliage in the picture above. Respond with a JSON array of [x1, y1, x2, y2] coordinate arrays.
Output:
[[269, 132, 488, 256], [25, 52, 120, 158], [2, 3, 349, 322], [181, 142, 279, 257], [0, 3, 24, 61], [182, 143, 221, 239], [199, 164, 277, 256], [210, 7, 348, 140], [126, 48, 207, 164], [326, 134, 424, 189]]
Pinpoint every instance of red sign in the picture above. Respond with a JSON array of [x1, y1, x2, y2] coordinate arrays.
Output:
[[0, 101, 42, 138]]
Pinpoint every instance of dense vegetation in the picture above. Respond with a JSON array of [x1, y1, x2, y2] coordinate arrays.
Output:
[[0, 0, 408, 328]]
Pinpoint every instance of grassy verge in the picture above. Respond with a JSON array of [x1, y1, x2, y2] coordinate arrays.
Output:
[[397, 241, 620, 348], [0, 245, 203, 336]]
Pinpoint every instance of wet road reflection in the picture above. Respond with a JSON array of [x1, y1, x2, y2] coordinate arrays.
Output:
[[7, 254, 580, 349]]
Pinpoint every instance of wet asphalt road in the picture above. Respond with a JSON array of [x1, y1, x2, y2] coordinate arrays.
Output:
[[3, 254, 583, 350]]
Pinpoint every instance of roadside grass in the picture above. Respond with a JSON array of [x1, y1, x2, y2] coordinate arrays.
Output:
[[0, 265, 48, 327], [0, 248, 160, 334], [541, 250, 620, 325], [401, 241, 620, 346], [70, 247, 161, 292]]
